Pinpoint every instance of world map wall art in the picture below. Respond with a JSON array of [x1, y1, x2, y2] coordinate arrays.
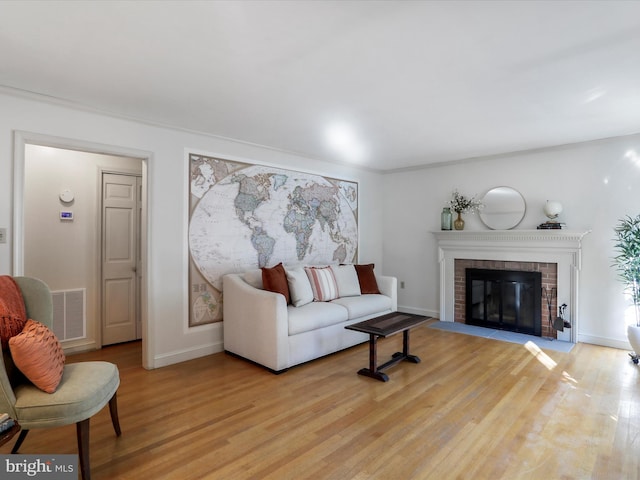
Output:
[[188, 153, 359, 326]]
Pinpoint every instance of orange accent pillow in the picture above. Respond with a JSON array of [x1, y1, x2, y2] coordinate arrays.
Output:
[[354, 264, 381, 294], [9, 319, 65, 394], [0, 298, 27, 351], [261, 262, 291, 304]]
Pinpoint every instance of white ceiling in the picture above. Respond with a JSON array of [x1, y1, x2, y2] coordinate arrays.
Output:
[[2, 0, 640, 171]]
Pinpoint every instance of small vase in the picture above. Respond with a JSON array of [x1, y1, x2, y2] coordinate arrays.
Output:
[[441, 207, 452, 230], [453, 212, 465, 230]]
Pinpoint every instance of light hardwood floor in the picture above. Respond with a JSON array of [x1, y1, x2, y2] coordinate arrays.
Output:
[[2, 321, 639, 479]]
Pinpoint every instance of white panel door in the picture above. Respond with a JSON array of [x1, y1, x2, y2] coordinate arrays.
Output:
[[102, 173, 140, 345]]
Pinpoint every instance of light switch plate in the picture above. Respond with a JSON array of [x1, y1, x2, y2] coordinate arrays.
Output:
[[0, 228, 6, 244]]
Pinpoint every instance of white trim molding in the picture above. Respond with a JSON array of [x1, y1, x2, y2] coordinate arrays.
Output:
[[433, 229, 591, 343]]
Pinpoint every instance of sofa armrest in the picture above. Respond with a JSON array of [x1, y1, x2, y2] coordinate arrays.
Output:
[[222, 274, 290, 371], [376, 275, 397, 312]]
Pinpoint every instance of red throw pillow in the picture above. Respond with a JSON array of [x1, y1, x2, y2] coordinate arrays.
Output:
[[9, 319, 66, 394], [261, 263, 291, 304], [354, 264, 381, 294]]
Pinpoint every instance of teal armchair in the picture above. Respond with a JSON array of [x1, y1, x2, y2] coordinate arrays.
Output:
[[0, 277, 121, 480]]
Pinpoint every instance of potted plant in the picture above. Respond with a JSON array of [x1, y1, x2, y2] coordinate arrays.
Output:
[[612, 214, 640, 363], [449, 189, 482, 230]]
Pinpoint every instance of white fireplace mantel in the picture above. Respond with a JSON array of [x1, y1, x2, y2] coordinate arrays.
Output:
[[433, 229, 591, 343]]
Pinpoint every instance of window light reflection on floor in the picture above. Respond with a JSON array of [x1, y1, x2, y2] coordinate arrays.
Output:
[[524, 341, 557, 370], [562, 371, 578, 384]]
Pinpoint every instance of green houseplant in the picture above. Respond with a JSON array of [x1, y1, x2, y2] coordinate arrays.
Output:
[[612, 214, 640, 362]]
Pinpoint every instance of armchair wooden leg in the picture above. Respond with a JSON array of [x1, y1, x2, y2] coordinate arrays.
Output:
[[109, 392, 122, 437], [77, 419, 90, 480], [11, 429, 29, 454]]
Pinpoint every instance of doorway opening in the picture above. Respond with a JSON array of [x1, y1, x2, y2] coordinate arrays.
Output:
[[14, 131, 149, 366]]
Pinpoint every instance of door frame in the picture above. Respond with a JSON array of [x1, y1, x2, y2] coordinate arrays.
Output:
[[13, 130, 152, 368]]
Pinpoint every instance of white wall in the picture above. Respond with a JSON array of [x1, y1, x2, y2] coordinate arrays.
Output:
[[0, 91, 386, 368], [383, 134, 640, 349]]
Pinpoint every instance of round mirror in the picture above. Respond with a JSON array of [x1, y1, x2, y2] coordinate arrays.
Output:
[[479, 186, 526, 230]]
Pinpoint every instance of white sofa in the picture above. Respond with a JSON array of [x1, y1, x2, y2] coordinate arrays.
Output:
[[223, 269, 397, 372]]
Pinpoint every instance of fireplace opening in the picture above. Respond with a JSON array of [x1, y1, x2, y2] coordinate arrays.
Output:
[[465, 268, 542, 336]]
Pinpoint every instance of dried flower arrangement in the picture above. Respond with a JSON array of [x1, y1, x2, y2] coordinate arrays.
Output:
[[449, 189, 483, 214]]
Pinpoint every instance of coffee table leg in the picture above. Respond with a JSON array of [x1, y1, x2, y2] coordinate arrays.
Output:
[[370, 334, 377, 372], [402, 329, 421, 363], [392, 330, 421, 363], [357, 334, 389, 382]]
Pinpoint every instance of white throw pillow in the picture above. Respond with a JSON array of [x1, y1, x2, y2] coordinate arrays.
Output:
[[304, 266, 339, 302], [330, 264, 361, 297], [285, 267, 314, 307]]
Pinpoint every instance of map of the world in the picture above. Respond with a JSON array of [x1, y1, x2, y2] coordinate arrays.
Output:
[[188, 154, 358, 326]]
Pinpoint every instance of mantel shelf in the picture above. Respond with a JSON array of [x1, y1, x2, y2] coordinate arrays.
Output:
[[433, 229, 591, 244]]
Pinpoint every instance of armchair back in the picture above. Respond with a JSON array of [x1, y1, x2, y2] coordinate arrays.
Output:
[[0, 276, 53, 416]]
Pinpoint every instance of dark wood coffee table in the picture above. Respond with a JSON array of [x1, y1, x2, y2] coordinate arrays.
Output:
[[346, 312, 430, 382]]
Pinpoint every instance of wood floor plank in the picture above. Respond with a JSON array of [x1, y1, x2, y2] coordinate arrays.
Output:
[[2, 323, 638, 479]]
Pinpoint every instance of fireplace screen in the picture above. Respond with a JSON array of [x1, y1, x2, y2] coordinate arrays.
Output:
[[466, 268, 542, 336]]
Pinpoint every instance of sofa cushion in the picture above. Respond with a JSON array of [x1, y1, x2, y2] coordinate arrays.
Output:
[[354, 264, 381, 294], [331, 294, 393, 320], [331, 265, 361, 297], [285, 267, 314, 307], [288, 302, 349, 335], [305, 266, 338, 302], [262, 263, 290, 304]]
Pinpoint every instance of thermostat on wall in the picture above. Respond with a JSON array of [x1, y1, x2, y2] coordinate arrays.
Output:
[[59, 189, 74, 203], [60, 211, 74, 221]]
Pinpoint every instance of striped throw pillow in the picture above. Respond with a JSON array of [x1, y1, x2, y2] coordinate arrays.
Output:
[[304, 266, 338, 302]]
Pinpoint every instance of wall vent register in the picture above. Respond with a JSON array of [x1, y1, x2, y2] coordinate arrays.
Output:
[[51, 288, 86, 341]]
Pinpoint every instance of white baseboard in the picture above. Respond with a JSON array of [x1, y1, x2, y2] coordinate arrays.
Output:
[[398, 305, 439, 318], [152, 341, 224, 369], [578, 333, 631, 351], [62, 340, 99, 355]]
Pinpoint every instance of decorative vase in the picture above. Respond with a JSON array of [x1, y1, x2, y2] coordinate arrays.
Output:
[[627, 324, 640, 358], [453, 212, 465, 230], [441, 207, 452, 230]]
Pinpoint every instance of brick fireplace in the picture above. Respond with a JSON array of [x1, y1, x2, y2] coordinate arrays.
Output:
[[454, 259, 557, 338], [433, 230, 590, 343]]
